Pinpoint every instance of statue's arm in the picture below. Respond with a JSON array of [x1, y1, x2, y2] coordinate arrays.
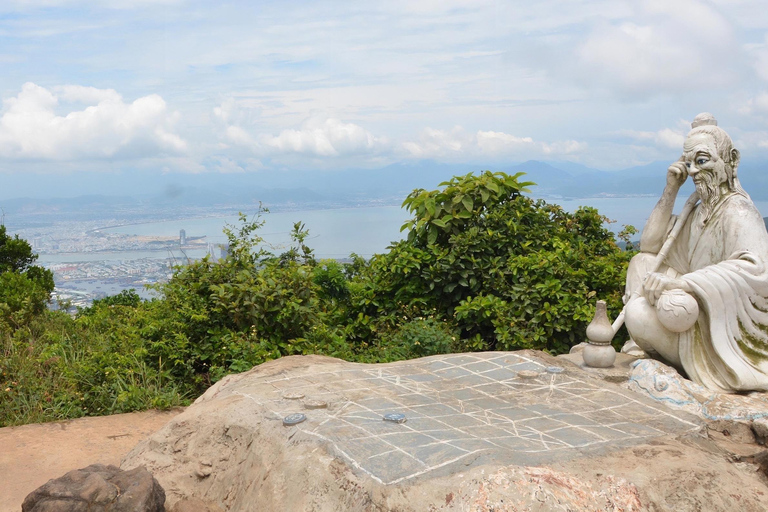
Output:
[[640, 161, 688, 254], [644, 196, 768, 306]]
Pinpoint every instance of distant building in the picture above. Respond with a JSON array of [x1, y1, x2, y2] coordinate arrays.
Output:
[[180, 229, 187, 245], [220, 243, 230, 260], [207, 243, 218, 262]]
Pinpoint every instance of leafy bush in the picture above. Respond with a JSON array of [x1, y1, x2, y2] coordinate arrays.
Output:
[[0, 170, 634, 427], [1, 309, 184, 427], [0, 225, 54, 329], [357, 171, 631, 353]]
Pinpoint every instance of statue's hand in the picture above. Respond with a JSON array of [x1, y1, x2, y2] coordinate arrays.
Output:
[[643, 272, 687, 306], [667, 160, 688, 189]]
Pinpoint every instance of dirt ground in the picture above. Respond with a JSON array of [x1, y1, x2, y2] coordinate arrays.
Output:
[[0, 408, 183, 512]]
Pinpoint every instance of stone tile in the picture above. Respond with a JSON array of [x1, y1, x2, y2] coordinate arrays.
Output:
[[549, 413, 600, 427], [422, 428, 473, 442], [364, 450, 426, 483], [472, 382, 518, 397], [249, 351, 705, 484], [320, 380, 372, 392], [409, 443, 472, 467], [423, 360, 454, 371], [581, 408, 628, 424], [440, 387, 490, 402], [402, 416, 459, 433], [434, 367, 473, 379], [583, 425, 630, 441], [460, 397, 511, 411], [393, 393, 438, 406], [430, 413, 486, 428], [545, 427, 605, 447], [480, 368, 521, 382], [508, 361, 545, 372], [316, 423, 371, 443], [380, 431, 438, 449], [492, 407, 540, 422], [445, 438, 494, 451], [459, 424, 513, 439], [355, 397, 409, 412], [408, 403, 463, 418], [399, 373, 441, 383], [517, 417, 569, 432], [490, 435, 543, 451], [609, 422, 663, 437], [463, 360, 503, 373], [646, 414, 701, 432], [344, 417, 416, 436], [526, 404, 565, 416], [441, 355, 484, 365]]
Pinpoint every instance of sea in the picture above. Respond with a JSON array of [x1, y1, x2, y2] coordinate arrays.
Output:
[[36, 196, 768, 264]]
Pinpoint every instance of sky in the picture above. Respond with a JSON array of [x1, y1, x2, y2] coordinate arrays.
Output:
[[2, 0, 768, 179]]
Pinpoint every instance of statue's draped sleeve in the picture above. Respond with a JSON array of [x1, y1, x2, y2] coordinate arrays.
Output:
[[676, 195, 768, 391]]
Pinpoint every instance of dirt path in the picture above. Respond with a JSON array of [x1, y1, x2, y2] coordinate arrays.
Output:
[[0, 408, 183, 512]]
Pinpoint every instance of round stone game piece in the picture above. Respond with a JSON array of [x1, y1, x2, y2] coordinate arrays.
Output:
[[382, 413, 407, 424], [283, 413, 307, 426], [517, 370, 540, 379], [546, 366, 564, 374], [304, 399, 328, 409], [282, 391, 305, 400]]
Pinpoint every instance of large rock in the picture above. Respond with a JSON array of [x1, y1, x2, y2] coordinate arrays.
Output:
[[122, 351, 768, 511], [22, 463, 164, 512]]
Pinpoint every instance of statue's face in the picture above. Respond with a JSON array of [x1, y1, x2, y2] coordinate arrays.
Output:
[[683, 132, 728, 197]]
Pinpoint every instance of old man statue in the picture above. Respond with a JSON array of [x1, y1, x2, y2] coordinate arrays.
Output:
[[624, 113, 768, 392]]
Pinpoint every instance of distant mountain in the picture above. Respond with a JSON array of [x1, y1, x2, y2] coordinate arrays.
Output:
[[541, 160, 606, 175], [2, 158, 768, 219]]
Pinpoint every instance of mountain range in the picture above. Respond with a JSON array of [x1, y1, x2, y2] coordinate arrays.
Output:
[[2, 158, 767, 218]]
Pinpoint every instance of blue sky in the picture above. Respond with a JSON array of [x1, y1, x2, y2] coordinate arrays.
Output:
[[1, 0, 768, 177]]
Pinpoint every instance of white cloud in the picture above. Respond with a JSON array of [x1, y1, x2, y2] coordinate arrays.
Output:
[[210, 156, 245, 174], [404, 126, 586, 160], [0, 82, 186, 160], [264, 118, 384, 157], [476, 131, 535, 154], [655, 128, 686, 149], [617, 126, 686, 150], [403, 127, 471, 157], [741, 92, 768, 116], [221, 115, 387, 160], [225, 125, 255, 147], [574, 0, 739, 95], [3, 0, 184, 8]]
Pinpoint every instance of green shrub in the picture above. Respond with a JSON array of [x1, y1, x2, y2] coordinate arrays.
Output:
[[357, 171, 631, 353], [0, 171, 634, 427], [0, 310, 185, 427]]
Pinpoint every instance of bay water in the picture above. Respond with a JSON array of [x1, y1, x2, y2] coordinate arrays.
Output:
[[38, 196, 768, 264]]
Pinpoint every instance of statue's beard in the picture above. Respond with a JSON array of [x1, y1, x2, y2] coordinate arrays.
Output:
[[694, 172, 721, 223]]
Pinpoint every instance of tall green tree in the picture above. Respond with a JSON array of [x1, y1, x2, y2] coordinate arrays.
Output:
[[356, 171, 632, 354], [0, 225, 54, 328], [0, 225, 37, 273]]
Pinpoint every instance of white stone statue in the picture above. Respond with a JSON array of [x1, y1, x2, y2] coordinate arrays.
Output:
[[623, 113, 768, 392]]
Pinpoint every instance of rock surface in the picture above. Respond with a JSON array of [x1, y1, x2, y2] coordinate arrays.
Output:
[[22, 463, 165, 512], [0, 408, 181, 512], [122, 351, 768, 511]]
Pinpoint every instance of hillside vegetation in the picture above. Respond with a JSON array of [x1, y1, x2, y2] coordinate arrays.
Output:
[[0, 172, 633, 427]]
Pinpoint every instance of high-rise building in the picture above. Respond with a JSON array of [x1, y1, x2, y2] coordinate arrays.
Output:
[[180, 229, 187, 245]]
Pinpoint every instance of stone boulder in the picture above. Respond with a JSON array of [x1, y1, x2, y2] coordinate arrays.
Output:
[[123, 351, 768, 511], [22, 463, 165, 512]]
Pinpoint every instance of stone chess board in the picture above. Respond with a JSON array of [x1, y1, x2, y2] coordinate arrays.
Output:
[[233, 352, 702, 485]]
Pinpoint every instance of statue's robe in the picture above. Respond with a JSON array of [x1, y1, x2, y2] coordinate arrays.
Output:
[[663, 191, 768, 391]]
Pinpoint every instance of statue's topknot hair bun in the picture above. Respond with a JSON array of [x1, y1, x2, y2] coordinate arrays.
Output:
[[692, 112, 717, 129]]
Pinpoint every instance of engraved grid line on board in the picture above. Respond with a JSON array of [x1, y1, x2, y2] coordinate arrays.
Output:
[[231, 353, 702, 484]]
